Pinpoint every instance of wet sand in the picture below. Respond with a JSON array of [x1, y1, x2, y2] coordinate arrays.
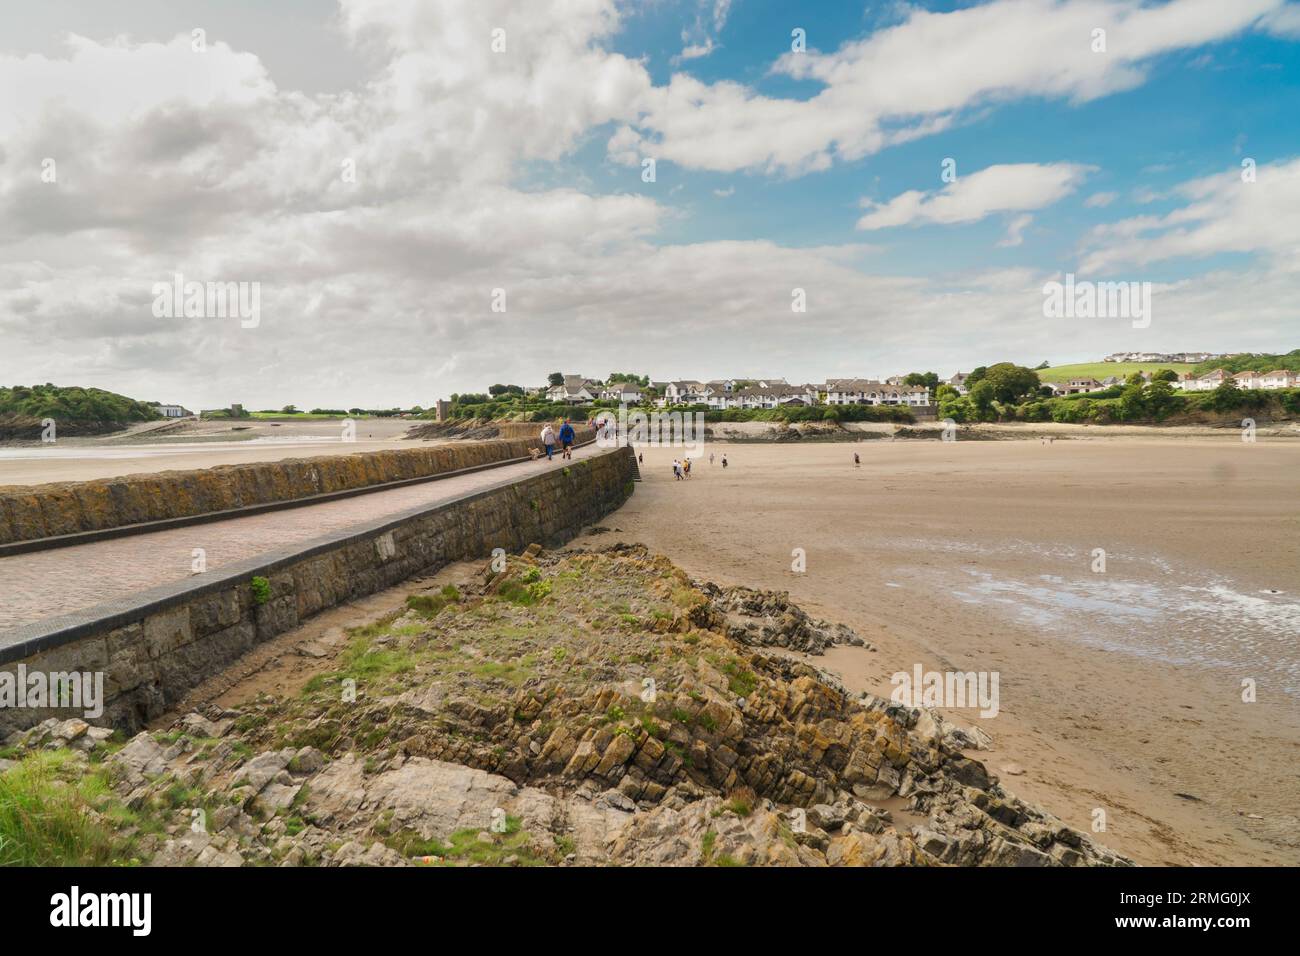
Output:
[[596, 438, 1300, 866]]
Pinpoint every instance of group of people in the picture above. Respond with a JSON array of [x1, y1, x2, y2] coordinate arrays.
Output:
[[671, 452, 726, 479], [539, 419, 576, 461]]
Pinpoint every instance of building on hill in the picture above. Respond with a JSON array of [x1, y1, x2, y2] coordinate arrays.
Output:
[[545, 375, 599, 404], [600, 383, 643, 403], [1259, 369, 1297, 389], [660, 380, 707, 405], [1051, 377, 1103, 396], [1176, 368, 1232, 392], [826, 379, 930, 407], [153, 404, 193, 418]]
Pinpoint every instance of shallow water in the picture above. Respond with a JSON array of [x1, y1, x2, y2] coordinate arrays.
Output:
[[901, 536, 1300, 697]]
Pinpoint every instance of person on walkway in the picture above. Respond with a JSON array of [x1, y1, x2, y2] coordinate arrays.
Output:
[[541, 423, 557, 461], [559, 419, 576, 459]]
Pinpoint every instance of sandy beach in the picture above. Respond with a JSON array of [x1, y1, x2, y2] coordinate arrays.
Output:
[[593, 437, 1300, 866]]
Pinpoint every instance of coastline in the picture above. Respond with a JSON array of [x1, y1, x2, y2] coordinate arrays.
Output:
[[592, 438, 1300, 865]]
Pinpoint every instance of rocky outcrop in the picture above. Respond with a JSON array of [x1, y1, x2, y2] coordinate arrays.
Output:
[[700, 582, 869, 654], [0, 544, 1131, 867]]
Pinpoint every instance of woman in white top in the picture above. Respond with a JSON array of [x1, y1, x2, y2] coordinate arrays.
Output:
[[540, 424, 557, 460]]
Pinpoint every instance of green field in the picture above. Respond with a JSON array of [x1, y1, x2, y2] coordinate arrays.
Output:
[[1033, 362, 1197, 383]]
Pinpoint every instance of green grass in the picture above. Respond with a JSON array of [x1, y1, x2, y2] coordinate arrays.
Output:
[[0, 751, 140, 866], [388, 815, 549, 866], [405, 585, 461, 619], [1033, 362, 1196, 383]]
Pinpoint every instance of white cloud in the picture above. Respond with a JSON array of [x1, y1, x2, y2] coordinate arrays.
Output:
[[1084, 191, 1118, 208], [1261, 2, 1300, 36], [615, 0, 1283, 175], [998, 214, 1033, 247], [856, 163, 1091, 230], [0, 0, 1294, 410], [1080, 157, 1300, 272]]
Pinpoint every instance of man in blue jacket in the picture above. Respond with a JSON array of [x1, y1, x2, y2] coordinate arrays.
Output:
[[559, 419, 576, 459]]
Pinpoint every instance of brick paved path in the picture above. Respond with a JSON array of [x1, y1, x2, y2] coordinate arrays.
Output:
[[0, 444, 605, 633]]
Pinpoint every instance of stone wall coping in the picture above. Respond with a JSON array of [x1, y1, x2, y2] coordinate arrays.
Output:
[[0, 434, 596, 558], [0, 444, 626, 666]]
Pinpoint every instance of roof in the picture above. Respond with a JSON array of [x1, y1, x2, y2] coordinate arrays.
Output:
[[827, 378, 926, 394]]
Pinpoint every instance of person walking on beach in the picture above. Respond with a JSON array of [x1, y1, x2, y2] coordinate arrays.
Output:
[[672, 459, 682, 480], [559, 419, 575, 460], [709, 453, 715, 466], [540, 423, 557, 461], [683, 458, 691, 478], [721, 454, 728, 469], [854, 452, 860, 468]]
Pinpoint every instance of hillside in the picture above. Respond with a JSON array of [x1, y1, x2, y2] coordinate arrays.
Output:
[[1192, 350, 1300, 376], [1034, 362, 1197, 383], [0, 384, 159, 440]]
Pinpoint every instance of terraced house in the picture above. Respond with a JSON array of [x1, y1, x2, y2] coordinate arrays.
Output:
[[825, 379, 931, 407]]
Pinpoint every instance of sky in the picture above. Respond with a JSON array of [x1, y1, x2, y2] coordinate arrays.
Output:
[[1, 0, 1298, 410]]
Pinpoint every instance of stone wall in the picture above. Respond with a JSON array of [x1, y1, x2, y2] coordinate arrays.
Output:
[[0, 428, 594, 546], [0, 446, 636, 735]]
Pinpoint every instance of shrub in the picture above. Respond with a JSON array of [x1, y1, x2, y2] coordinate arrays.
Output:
[[250, 576, 271, 605]]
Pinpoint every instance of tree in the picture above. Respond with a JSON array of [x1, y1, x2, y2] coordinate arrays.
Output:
[[547, 372, 564, 387], [1206, 379, 1242, 412], [934, 383, 959, 402], [607, 372, 649, 386], [969, 380, 996, 419], [1153, 368, 1178, 383], [966, 366, 989, 387], [939, 395, 976, 423], [281, 404, 298, 414], [1143, 380, 1181, 418], [981, 363, 1041, 404], [903, 371, 940, 389], [1034, 360, 1050, 370], [1117, 383, 1146, 420]]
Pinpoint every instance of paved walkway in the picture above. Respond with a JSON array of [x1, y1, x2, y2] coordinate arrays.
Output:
[[0, 444, 606, 633]]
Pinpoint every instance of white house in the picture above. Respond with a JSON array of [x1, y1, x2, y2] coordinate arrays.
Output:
[[153, 404, 192, 418], [1051, 377, 1103, 396], [1177, 369, 1232, 392], [600, 383, 643, 403], [1259, 369, 1297, 389], [660, 381, 708, 405], [546, 375, 599, 404], [947, 372, 970, 395], [825, 379, 930, 407]]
